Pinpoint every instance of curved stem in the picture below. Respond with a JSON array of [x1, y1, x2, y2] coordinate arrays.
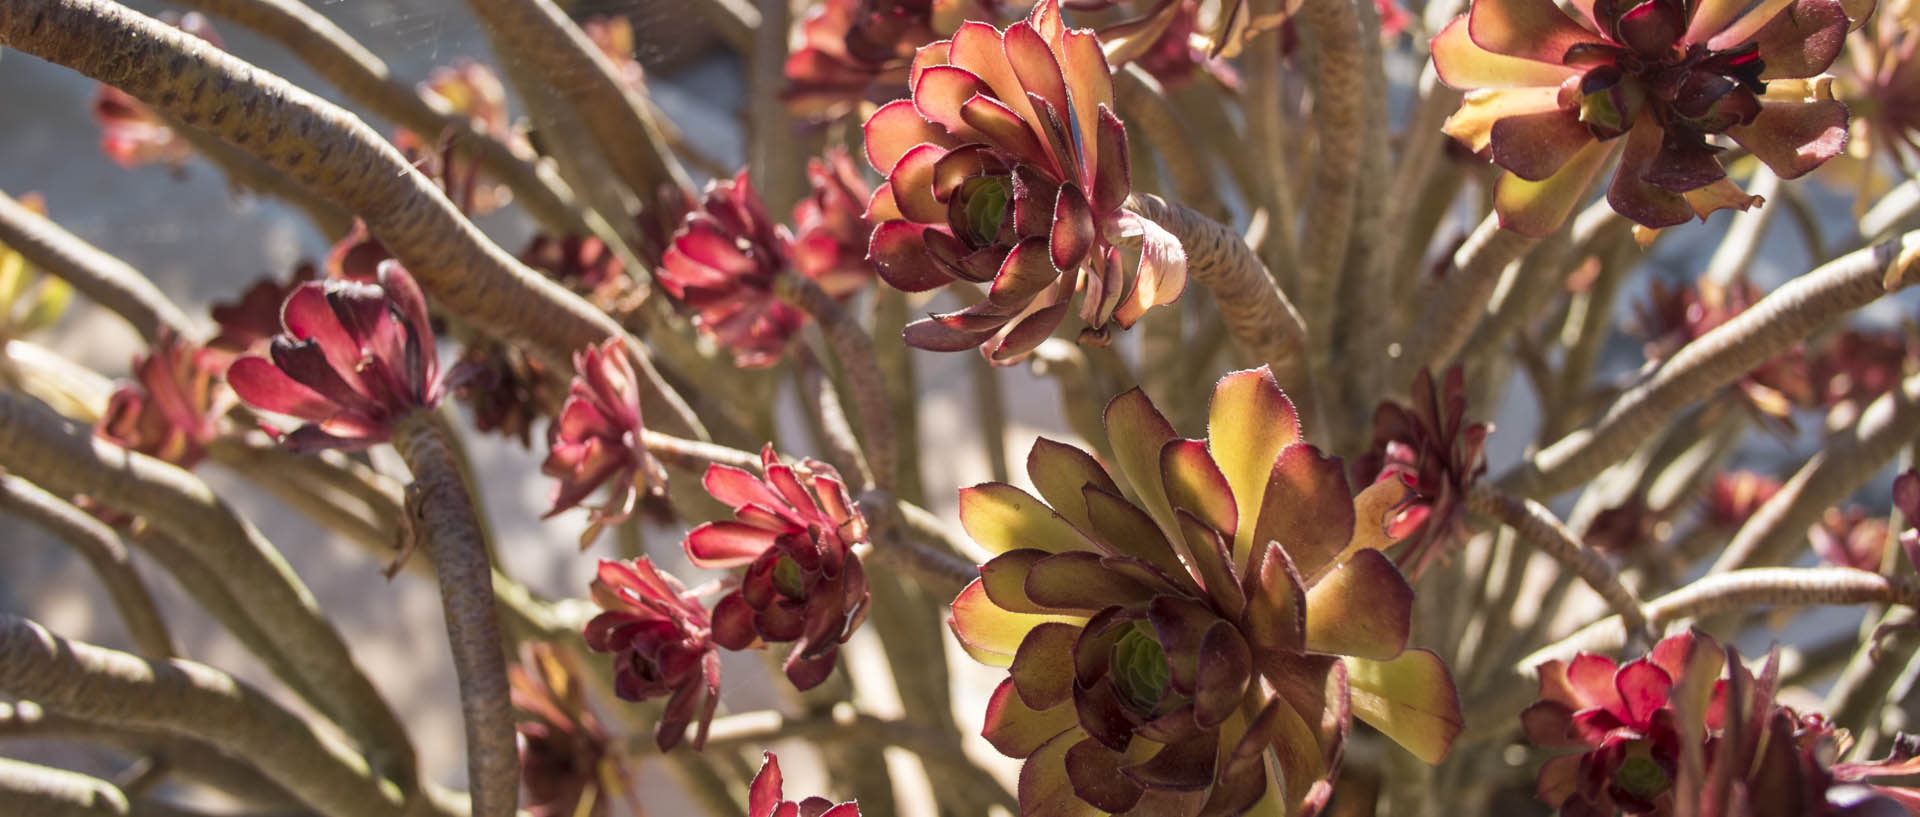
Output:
[[1113, 65, 1226, 221], [632, 707, 1018, 813], [1710, 369, 1920, 573], [792, 344, 875, 490], [775, 274, 896, 493], [390, 411, 516, 817], [1295, 0, 1366, 392], [166, 0, 605, 242], [0, 189, 198, 344], [2, 757, 132, 817], [459, 0, 689, 199], [163, 116, 353, 239], [0, 474, 175, 660], [1701, 167, 1781, 287], [641, 429, 763, 471], [1391, 214, 1539, 396], [0, 0, 705, 438], [1467, 484, 1652, 641], [0, 389, 416, 790], [1124, 193, 1314, 412], [0, 701, 299, 808], [1513, 230, 1920, 497], [0, 614, 421, 817], [1518, 567, 1920, 670]]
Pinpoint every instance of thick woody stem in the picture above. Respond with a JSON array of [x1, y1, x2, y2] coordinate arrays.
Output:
[[0, 0, 705, 438], [1113, 65, 1226, 220], [0, 701, 299, 807], [1467, 484, 1652, 641], [1519, 567, 1920, 669], [1, 757, 132, 817], [167, 0, 605, 241], [1296, 0, 1366, 401], [1030, 338, 1118, 465], [1124, 193, 1313, 406], [0, 614, 419, 817], [0, 475, 175, 660], [1511, 231, 1920, 498], [1392, 215, 1539, 394], [163, 117, 354, 239], [458, 0, 689, 199], [634, 707, 1018, 812], [389, 411, 516, 817], [0, 190, 198, 344], [0, 389, 416, 790], [970, 353, 1011, 483], [775, 274, 897, 493], [1710, 369, 1920, 573], [793, 345, 876, 490], [641, 429, 763, 471]]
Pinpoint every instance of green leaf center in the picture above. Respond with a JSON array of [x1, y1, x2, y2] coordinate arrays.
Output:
[[772, 556, 807, 600], [1111, 624, 1171, 715]]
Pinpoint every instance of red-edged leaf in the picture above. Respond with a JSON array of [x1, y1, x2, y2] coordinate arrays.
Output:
[[864, 99, 952, 175], [1430, 15, 1579, 89], [1302, 549, 1413, 660]]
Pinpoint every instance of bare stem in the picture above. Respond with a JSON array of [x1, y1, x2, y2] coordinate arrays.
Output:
[[0, 0, 705, 437], [1518, 567, 1920, 669], [0, 474, 175, 660], [640, 429, 764, 471], [0, 189, 198, 343], [0, 389, 415, 789], [1124, 193, 1313, 410], [1467, 484, 1652, 641], [1294, 0, 1366, 405], [1512, 230, 1920, 498], [389, 411, 516, 817], [1392, 215, 1539, 394], [1029, 338, 1117, 465], [635, 707, 1017, 812], [1, 757, 133, 817], [1113, 65, 1226, 220], [793, 344, 875, 490], [0, 701, 299, 808], [776, 274, 897, 493], [0, 614, 422, 817], [458, 0, 689, 199], [162, 116, 353, 239], [167, 0, 605, 241], [1710, 369, 1920, 573]]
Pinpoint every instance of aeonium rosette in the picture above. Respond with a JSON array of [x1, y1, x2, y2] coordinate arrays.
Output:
[[226, 262, 444, 452], [864, 0, 1187, 362], [950, 366, 1462, 816], [683, 446, 871, 692], [1432, 0, 1864, 236]]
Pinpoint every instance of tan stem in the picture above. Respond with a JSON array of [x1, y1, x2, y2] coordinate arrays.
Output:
[[0, 389, 416, 790], [793, 345, 876, 490], [1467, 484, 1652, 641], [775, 274, 897, 493], [390, 411, 516, 817], [0, 189, 198, 344], [1, 757, 133, 817], [0, 474, 176, 660], [633, 707, 1017, 813], [167, 0, 605, 241], [1512, 230, 1920, 498], [1295, 0, 1367, 393], [1113, 65, 1226, 220], [0, 0, 705, 438], [1391, 215, 1539, 395], [1518, 567, 1920, 670], [0, 614, 424, 817], [0, 701, 300, 808], [1710, 369, 1920, 573], [1124, 193, 1313, 410], [459, 0, 689, 199], [163, 115, 353, 239]]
